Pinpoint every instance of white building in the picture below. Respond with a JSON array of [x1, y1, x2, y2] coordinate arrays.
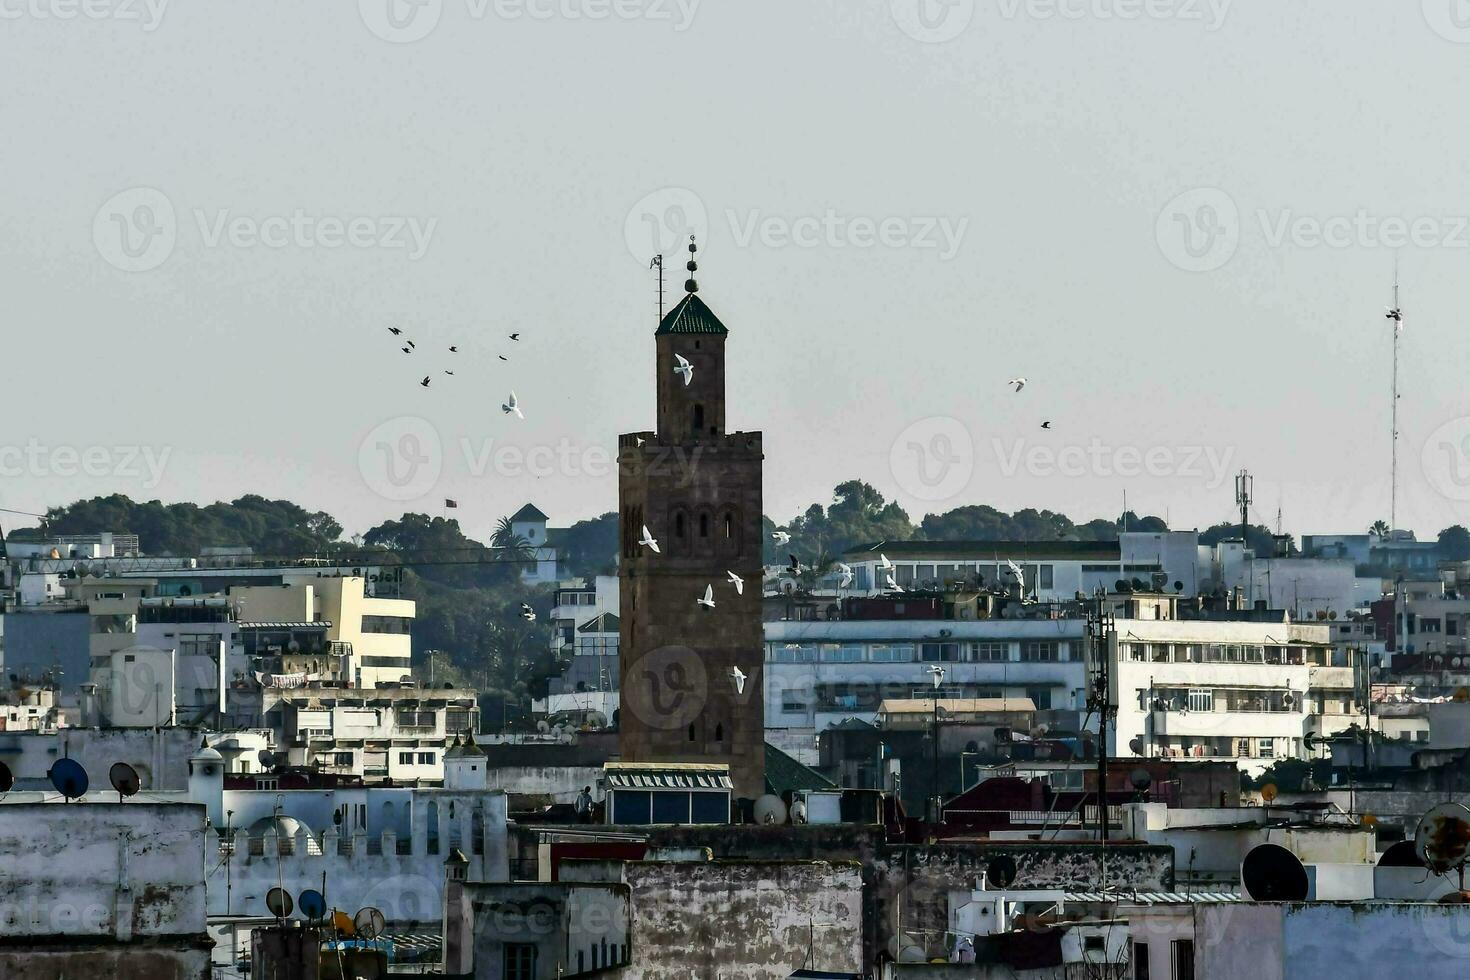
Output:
[[763, 618, 1089, 763], [505, 504, 559, 585], [1110, 613, 1355, 774], [266, 683, 479, 783]]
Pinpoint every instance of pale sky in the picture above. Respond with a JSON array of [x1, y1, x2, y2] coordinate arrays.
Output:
[[2, 1, 1468, 543]]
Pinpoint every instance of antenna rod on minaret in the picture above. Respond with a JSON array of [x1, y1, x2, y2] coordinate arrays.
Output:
[[1387, 257, 1403, 532], [650, 254, 665, 322]]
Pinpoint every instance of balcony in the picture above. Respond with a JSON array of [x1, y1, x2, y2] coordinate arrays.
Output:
[[1150, 708, 1306, 739]]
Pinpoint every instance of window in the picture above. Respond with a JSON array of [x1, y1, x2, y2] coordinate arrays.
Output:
[[1257, 738, 1274, 758], [920, 642, 961, 662], [699, 513, 709, 537], [771, 644, 815, 663], [969, 642, 1007, 662], [417, 752, 435, 764], [362, 615, 412, 634], [1171, 939, 1194, 980], [1187, 689, 1213, 712], [333, 752, 353, 766], [1133, 942, 1150, 980], [781, 689, 808, 713], [1025, 687, 1053, 710], [869, 645, 913, 663], [693, 403, 705, 430], [505, 944, 537, 980], [1021, 641, 1059, 662], [822, 645, 863, 663], [398, 751, 415, 764]]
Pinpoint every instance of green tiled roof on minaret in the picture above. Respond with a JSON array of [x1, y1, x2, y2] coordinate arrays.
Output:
[[655, 292, 729, 336]]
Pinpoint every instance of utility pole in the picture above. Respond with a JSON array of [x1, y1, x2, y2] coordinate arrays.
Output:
[[1387, 262, 1404, 531], [1086, 592, 1116, 856]]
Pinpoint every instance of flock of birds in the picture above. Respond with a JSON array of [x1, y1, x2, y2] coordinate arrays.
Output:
[[387, 325, 524, 417]]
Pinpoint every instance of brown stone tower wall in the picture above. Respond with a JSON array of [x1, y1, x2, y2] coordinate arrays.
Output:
[[618, 309, 766, 799]]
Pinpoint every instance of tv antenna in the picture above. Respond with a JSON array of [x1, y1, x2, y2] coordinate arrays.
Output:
[[650, 254, 665, 321], [1385, 259, 1404, 531]]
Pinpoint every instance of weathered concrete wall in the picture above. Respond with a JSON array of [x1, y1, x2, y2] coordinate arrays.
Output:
[[0, 802, 211, 979], [0, 726, 206, 790], [488, 765, 606, 804], [1197, 902, 1470, 980], [605, 860, 864, 980], [871, 843, 1173, 965], [0, 802, 206, 939], [0, 941, 211, 980]]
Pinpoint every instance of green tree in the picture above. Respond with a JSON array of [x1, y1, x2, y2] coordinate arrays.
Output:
[[554, 512, 619, 577], [1370, 519, 1391, 536], [1438, 525, 1470, 561]]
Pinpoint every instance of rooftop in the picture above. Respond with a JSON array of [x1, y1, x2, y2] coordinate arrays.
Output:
[[844, 540, 1125, 561], [655, 293, 729, 336]]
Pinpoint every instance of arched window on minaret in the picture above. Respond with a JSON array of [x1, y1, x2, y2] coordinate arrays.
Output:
[[693, 403, 705, 432], [714, 723, 724, 743], [687, 723, 696, 742]]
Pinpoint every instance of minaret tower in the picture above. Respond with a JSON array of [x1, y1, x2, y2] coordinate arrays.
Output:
[[617, 238, 766, 800]]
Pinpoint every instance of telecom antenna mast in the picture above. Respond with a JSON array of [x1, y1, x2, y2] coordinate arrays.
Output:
[[650, 254, 666, 321], [1386, 264, 1404, 531], [1235, 470, 1253, 546]]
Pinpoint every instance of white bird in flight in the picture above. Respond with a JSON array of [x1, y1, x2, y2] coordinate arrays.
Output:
[[673, 353, 694, 386], [639, 525, 660, 553], [836, 562, 854, 589], [1009, 377, 1027, 392], [502, 391, 523, 419], [697, 585, 716, 610], [519, 602, 536, 622], [727, 570, 744, 594], [772, 530, 791, 546], [730, 666, 747, 695], [885, 571, 902, 592], [1006, 558, 1025, 584], [877, 553, 893, 571]]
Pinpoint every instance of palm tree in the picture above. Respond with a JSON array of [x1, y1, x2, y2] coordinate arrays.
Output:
[[492, 516, 536, 570], [1369, 520, 1391, 537]]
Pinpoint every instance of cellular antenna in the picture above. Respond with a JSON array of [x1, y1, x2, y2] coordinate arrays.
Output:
[[1235, 470, 1253, 546], [1386, 257, 1404, 531]]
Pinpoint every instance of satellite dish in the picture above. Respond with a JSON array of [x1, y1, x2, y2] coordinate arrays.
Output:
[[1414, 802, 1470, 875], [1129, 768, 1153, 792], [0, 761, 12, 794], [753, 795, 788, 825], [48, 758, 88, 800], [1241, 843, 1310, 901], [985, 854, 1017, 888], [266, 887, 294, 918], [536, 720, 551, 734], [108, 762, 140, 799], [298, 889, 327, 920], [1378, 839, 1426, 868], [1260, 783, 1279, 803], [354, 906, 386, 940], [1128, 737, 1144, 756], [790, 799, 808, 824], [585, 711, 608, 728], [258, 749, 276, 771]]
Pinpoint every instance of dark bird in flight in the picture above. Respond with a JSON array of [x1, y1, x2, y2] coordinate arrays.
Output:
[[388, 327, 402, 335], [497, 355, 508, 362], [448, 346, 458, 353], [509, 333, 520, 341], [401, 346, 411, 353], [444, 370, 454, 376], [407, 340, 416, 349], [420, 376, 430, 387], [1041, 421, 1052, 429]]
